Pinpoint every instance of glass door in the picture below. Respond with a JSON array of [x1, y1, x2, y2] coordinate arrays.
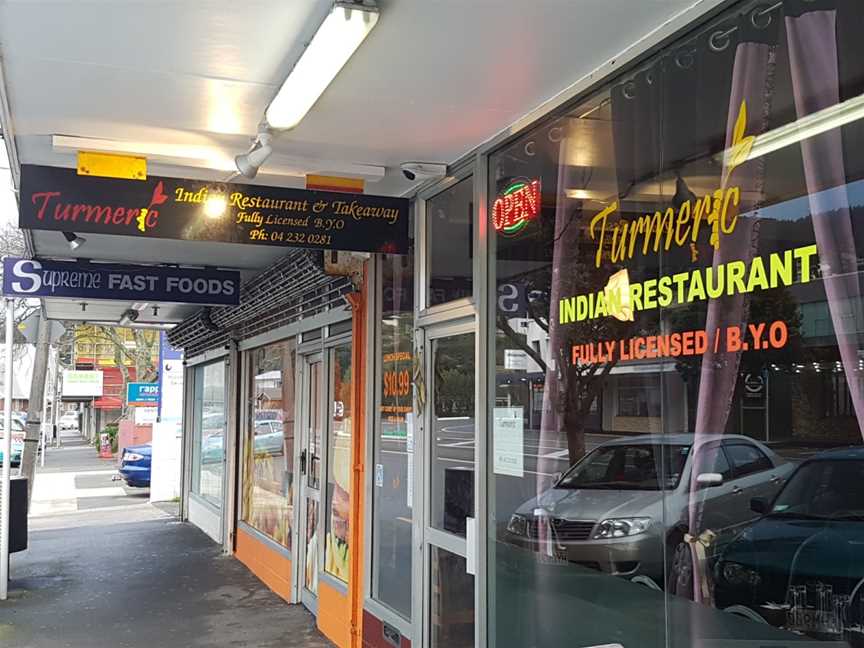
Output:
[[298, 353, 323, 612], [421, 325, 476, 648]]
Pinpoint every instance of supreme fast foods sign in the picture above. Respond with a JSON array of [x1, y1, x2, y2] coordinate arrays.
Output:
[[19, 164, 409, 255]]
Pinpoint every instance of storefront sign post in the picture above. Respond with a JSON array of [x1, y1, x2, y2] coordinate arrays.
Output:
[[0, 298, 14, 600]]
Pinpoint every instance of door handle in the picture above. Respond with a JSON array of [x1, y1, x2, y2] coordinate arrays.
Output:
[[770, 475, 781, 483], [731, 486, 743, 495], [300, 449, 307, 475], [466, 517, 476, 576]]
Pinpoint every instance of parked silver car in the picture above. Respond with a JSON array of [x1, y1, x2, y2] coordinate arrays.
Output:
[[506, 434, 795, 586]]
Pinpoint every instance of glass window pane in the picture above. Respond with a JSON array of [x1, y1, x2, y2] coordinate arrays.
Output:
[[661, 3, 864, 645], [242, 339, 296, 549], [304, 497, 319, 594], [192, 361, 226, 508], [427, 177, 473, 307], [325, 343, 353, 582], [489, 2, 864, 647], [489, 76, 666, 648], [372, 252, 415, 618], [431, 332, 474, 536], [430, 546, 474, 648], [307, 361, 322, 490]]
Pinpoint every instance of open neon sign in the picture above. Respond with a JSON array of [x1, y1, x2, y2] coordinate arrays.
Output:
[[493, 179, 541, 235]]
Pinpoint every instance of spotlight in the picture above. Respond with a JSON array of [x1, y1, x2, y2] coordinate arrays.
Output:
[[118, 308, 139, 327], [235, 129, 273, 179], [203, 193, 228, 219], [63, 231, 86, 250]]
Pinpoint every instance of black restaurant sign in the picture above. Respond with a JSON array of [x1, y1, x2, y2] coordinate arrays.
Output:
[[19, 164, 409, 254]]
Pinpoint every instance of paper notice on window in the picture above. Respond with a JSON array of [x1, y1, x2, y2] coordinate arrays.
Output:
[[494, 407, 524, 477]]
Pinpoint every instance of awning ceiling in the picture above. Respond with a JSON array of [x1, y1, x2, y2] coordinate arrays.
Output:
[[0, 0, 701, 323]]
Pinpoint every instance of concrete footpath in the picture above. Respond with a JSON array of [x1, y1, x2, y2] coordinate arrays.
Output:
[[1, 434, 332, 648]]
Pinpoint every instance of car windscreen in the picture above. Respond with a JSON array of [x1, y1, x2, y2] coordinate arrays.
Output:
[[771, 459, 864, 519], [557, 443, 691, 490]]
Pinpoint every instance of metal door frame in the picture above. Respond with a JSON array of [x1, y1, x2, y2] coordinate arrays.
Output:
[[416, 318, 477, 648], [297, 351, 324, 614]]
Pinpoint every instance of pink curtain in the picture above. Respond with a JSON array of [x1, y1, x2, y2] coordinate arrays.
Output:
[[689, 36, 777, 602], [785, 7, 864, 433]]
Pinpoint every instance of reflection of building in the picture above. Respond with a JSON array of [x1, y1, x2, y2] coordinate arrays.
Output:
[[72, 324, 160, 426]]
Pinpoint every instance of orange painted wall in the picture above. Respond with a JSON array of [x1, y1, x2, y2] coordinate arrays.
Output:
[[235, 528, 293, 603], [318, 580, 352, 648]]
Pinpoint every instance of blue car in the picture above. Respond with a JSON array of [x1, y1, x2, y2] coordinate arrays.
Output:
[[119, 444, 151, 487]]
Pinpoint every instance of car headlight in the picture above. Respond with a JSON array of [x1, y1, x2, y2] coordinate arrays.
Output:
[[124, 452, 144, 462], [592, 517, 652, 539], [506, 514, 529, 537], [720, 561, 761, 586]]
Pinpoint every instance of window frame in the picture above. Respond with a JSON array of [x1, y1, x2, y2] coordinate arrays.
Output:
[[417, 163, 476, 319]]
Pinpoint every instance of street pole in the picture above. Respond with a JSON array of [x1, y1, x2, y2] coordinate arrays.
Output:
[[39, 352, 51, 468], [51, 366, 60, 448], [1, 298, 14, 600], [20, 316, 50, 506]]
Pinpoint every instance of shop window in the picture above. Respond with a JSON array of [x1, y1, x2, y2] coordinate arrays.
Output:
[[487, 1, 864, 646], [431, 332, 475, 535], [241, 339, 296, 549], [324, 343, 352, 581], [426, 177, 474, 307], [371, 253, 415, 619], [191, 361, 226, 508]]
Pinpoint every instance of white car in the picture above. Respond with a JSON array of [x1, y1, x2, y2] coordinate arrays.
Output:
[[59, 411, 79, 431]]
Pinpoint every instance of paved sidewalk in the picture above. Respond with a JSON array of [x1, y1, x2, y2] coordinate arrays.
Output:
[[3, 519, 332, 648], [1, 432, 333, 647]]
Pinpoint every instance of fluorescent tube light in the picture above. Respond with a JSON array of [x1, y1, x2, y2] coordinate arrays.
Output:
[[565, 188, 610, 201], [266, 2, 379, 130]]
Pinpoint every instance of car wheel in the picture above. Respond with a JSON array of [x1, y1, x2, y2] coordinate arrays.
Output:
[[667, 539, 694, 599]]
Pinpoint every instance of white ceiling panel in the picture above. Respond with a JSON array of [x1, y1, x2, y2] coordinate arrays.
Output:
[[2, 0, 696, 186]]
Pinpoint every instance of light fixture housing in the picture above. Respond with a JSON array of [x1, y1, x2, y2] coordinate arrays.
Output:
[[118, 308, 139, 327], [63, 231, 86, 250], [266, 2, 379, 130], [235, 138, 273, 179]]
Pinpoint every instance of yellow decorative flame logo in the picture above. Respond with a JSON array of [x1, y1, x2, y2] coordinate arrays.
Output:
[[604, 269, 634, 322], [722, 99, 755, 188]]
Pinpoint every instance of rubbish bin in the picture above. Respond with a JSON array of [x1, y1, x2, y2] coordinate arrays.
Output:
[[10, 476, 28, 553]]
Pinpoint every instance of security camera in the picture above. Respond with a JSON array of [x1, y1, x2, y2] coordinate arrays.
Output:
[[400, 162, 447, 182]]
